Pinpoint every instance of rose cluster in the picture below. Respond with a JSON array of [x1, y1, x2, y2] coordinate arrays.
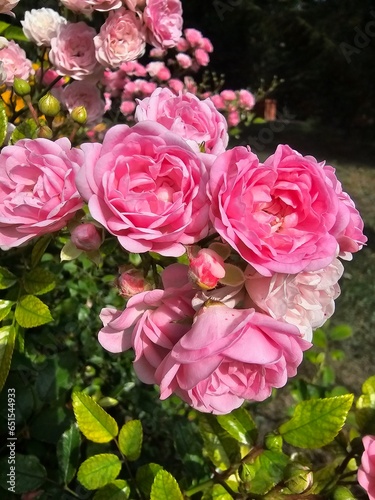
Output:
[[0, 88, 366, 414]]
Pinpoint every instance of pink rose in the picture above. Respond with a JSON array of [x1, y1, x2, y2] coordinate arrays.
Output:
[[135, 88, 229, 157], [49, 22, 101, 80], [120, 100, 136, 116], [220, 89, 237, 102], [98, 264, 196, 383], [60, 0, 93, 15], [157, 302, 310, 414], [210, 94, 225, 110], [144, 0, 183, 49], [71, 223, 102, 251], [87, 0, 122, 10], [245, 259, 344, 341], [228, 110, 240, 127], [168, 78, 184, 94], [123, 0, 146, 10], [60, 81, 105, 125], [238, 89, 255, 110], [176, 37, 189, 52], [201, 37, 214, 53], [188, 247, 225, 290], [0, 40, 33, 86], [146, 61, 171, 80], [0, 138, 84, 250], [75, 122, 209, 256], [116, 267, 152, 298], [194, 48, 209, 66], [37, 68, 65, 88], [0, 0, 19, 16], [358, 436, 375, 500], [94, 8, 146, 68], [209, 145, 341, 276], [176, 53, 192, 69], [184, 28, 203, 48]]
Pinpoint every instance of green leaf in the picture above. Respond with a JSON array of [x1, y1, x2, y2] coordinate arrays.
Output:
[[362, 375, 375, 395], [211, 484, 234, 499], [77, 453, 122, 490], [31, 235, 52, 268], [0, 99, 8, 148], [1, 25, 29, 42], [0, 299, 14, 321], [10, 119, 38, 144], [0, 325, 16, 392], [118, 419, 142, 461], [279, 394, 354, 448], [217, 408, 257, 445], [72, 391, 118, 443], [0, 266, 17, 289], [150, 470, 183, 500], [23, 267, 56, 295], [57, 423, 81, 485], [0, 454, 46, 494], [356, 376, 375, 433], [313, 328, 327, 349], [136, 463, 163, 498], [94, 480, 131, 500], [15, 295, 53, 328], [199, 414, 240, 470], [240, 450, 289, 495], [0, 21, 10, 34], [329, 324, 352, 341]]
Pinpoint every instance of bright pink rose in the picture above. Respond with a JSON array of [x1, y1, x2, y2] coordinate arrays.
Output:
[[49, 22, 101, 80], [87, 0, 122, 10], [209, 145, 341, 276], [116, 267, 151, 298], [71, 223, 102, 251], [210, 94, 225, 110], [184, 28, 203, 48], [94, 8, 146, 68], [60, 81, 105, 125], [358, 436, 375, 500], [37, 68, 64, 88], [135, 88, 229, 156], [144, 0, 183, 49], [0, 40, 33, 86], [157, 302, 310, 414], [60, 0, 93, 15], [176, 53, 192, 69], [75, 122, 209, 256], [220, 89, 237, 101], [0, 138, 84, 250], [0, 0, 19, 16], [201, 37, 214, 53], [322, 164, 367, 259], [98, 264, 196, 382], [194, 48, 209, 66], [176, 37, 189, 52], [120, 100, 136, 115], [188, 247, 225, 290], [245, 259, 344, 341], [228, 110, 240, 127], [238, 89, 255, 110]]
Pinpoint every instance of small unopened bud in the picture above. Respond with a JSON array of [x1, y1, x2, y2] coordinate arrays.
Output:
[[333, 486, 356, 500], [38, 93, 61, 117], [71, 223, 102, 252], [116, 268, 151, 298], [37, 125, 53, 139], [284, 464, 313, 494], [71, 106, 87, 125], [13, 78, 31, 97], [188, 247, 225, 290], [264, 433, 283, 451]]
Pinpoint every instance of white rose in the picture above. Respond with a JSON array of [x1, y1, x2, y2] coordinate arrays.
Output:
[[21, 8, 67, 47], [0, 0, 20, 17]]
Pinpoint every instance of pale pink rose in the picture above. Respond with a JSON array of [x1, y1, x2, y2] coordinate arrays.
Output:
[[238, 89, 255, 110], [71, 223, 102, 251], [60, 0, 93, 14], [116, 267, 151, 298], [98, 264, 196, 381], [119, 61, 147, 77], [209, 145, 341, 276], [228, 110, 240, 127], [184, 76, 197, 94], [123, 0, 146, 10], [176, 53, 192, 69], [168, 78, 184, 94], [184, 28, 203, 48], [245, 259, 344, 341], [220, 89, 237, 101], [322, 164, 367, 259], [120, 100, 136, 115], [94, 8, 146, 68], [75, 122, 209, 256], [157, 302, 310, 414], [194, 48, 209, 66], [188, 247, 225, 290], [139, 80, 157, 95], [146, 61, 171, 80], [144, 0, 183, 49], [49, 22, 101, 80], [0, 138, 84, 250], [21, 8, 67, 47], [87, 0, 122, 10], [0, 0, 19, 16], [149, 47, 166, 58], [135, 88, 229, 156], [60, 81, 105, 125], [176, 37, 189, 52], [0, 40, 33, 86], [37, 68, 64, 88], [358, 436, 375, 500]]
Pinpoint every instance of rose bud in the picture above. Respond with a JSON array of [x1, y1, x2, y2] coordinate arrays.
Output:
[[188, 247, 225, 290], [71, 223, 102, 251], [38, 92, 60, 117], [116, 268, 151, 298]]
